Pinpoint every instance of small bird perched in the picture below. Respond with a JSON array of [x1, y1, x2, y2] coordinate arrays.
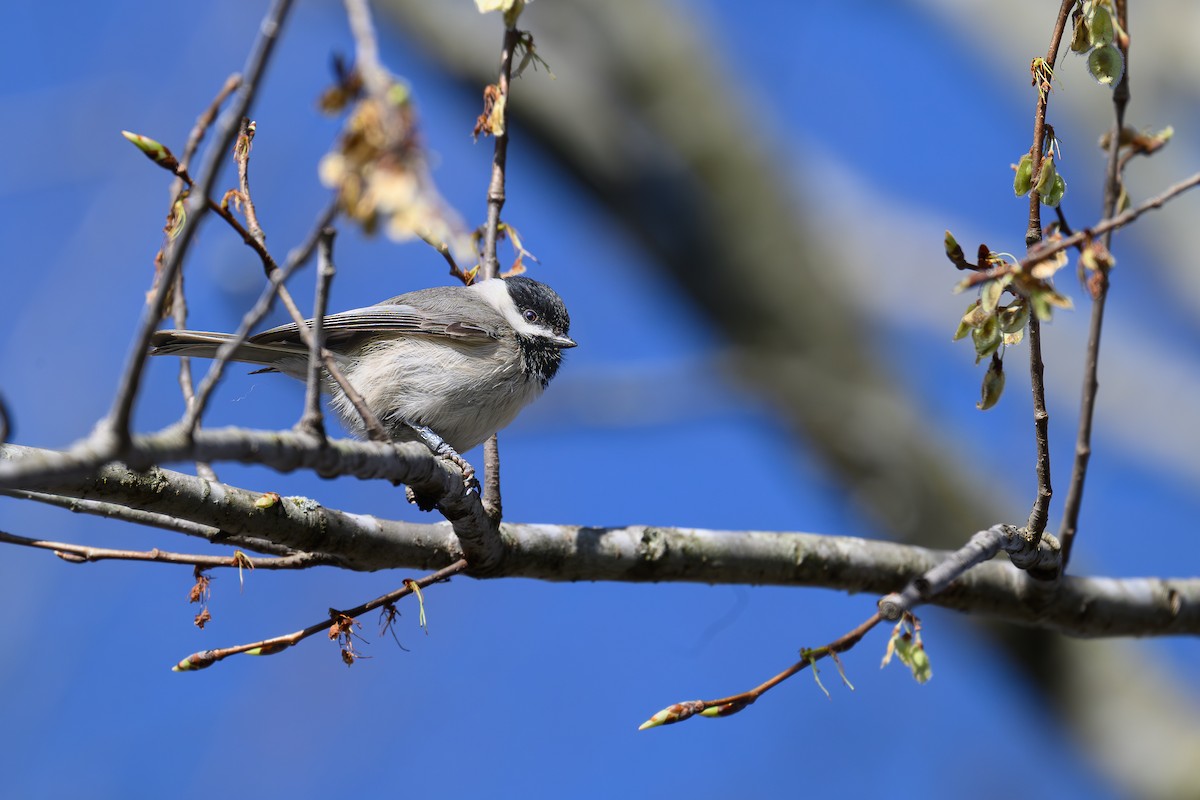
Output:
[[149, 276, 575, 469]]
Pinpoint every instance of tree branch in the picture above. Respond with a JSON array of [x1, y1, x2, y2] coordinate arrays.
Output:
[[2, 441, 1194, 637], [1, 487, 303, 557], [1059, 0, 1131, 568], [0, 428, 502, 569]]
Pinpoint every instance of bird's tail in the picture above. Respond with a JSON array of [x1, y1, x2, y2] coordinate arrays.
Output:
[[149, 330, 306, 372]]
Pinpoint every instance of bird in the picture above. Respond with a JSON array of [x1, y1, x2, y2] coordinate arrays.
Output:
[[149, 276, 575, 461]]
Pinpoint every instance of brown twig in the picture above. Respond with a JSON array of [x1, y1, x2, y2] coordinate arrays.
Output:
[[1025, 313, 1052, 538], [1025, 0, 1076, 247], [1020, 0, 1076, 543], [297, 229, 337, 438], [178, 74, 243, 181], [101, 0, 295, 451], [170, 75, 241, 484], [233, 117, 267, 247], [175, 186, 392, 449], [640, 615, 883, 729], [172, 558, 469, 671], [129, 92, 387, 448], [0, 528, 327, 569], [477, 24, 523, 521], [419, 232, 472, 284], [640, 523, 1064, 729], [1059, 0, 1130, 568]]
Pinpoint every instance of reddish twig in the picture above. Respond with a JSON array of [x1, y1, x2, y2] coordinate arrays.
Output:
[[640, 523, 1062, 729], [172, 558, 469, 671]]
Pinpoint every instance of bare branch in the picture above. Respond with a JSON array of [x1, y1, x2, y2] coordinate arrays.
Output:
[[2, 442, 1193, 636], [102, 0, 295, 448], [169, 76, 243, 484], [179, 198, 342, 427], [0, 487, 299, 557], [297, 228, 337, 438], [477, 24, 523, 520], [0, 528, 327, 569]]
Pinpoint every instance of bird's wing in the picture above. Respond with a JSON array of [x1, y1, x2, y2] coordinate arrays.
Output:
[[250, 304, 499, 347]]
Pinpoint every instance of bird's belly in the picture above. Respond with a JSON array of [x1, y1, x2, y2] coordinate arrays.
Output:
[[329, 338, 542, 452]]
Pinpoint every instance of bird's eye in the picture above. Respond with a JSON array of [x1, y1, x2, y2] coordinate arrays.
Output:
[[522, 308, 539, 323]]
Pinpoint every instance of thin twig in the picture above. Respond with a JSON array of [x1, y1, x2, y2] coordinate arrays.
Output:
[[420, 232, 472, 283], [0, 529, 327, 569], [1025, 314, 1052, 538], [297, 229, 337, 438], [169, 76, 241, 485], [1059, 0, 1131, 568], [0, 487, 300, 557], [1019, 0, 1075, 543], [233, 117, 267, 246], [1020, 170, 1200, 268], [176, 196, 395, 445], [174, 162, 388, 443], [101, 0, 295, 450], [177, 74, 243, 182], [639, 615, 883, 729], [172, 558, 468, 671], [477, 24, 523, 520], [640, 523, 1064, 728]]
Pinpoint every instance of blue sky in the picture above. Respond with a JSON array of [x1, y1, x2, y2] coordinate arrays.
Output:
[[1, 2, 1197, 798]]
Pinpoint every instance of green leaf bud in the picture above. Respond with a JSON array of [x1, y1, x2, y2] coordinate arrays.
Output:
[[1013, 153, 1033, 196]]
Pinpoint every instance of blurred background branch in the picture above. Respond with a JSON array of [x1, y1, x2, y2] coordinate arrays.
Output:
[[378, 1, 1200, 795]]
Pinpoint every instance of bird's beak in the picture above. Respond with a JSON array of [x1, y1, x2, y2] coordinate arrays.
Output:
[[551, 334, 577, 349]]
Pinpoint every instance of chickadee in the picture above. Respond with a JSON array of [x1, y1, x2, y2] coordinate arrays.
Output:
[[149, 276, 575, 457]]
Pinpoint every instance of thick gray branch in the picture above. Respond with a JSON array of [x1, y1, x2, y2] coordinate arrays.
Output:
[[3, 442, 1195, 636]]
